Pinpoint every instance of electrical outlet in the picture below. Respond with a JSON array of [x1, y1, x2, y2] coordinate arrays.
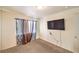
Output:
[[74, 36, 77, 39], [49, 32, 52, 35]]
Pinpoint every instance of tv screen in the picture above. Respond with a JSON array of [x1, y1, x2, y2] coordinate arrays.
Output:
[[47, 19, 65, 30]]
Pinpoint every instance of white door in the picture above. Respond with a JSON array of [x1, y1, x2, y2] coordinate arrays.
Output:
[[2, 10, 16, 50], [73, 16, 79, 52]]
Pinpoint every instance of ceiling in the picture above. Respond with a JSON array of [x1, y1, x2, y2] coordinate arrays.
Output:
[[2, 6, 79, 18]]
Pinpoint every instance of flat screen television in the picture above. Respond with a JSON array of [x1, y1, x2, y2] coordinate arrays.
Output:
[[47, 19, 65, 30]]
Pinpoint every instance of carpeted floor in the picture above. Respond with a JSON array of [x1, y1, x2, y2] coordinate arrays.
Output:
[[1, 39, 72, 53]]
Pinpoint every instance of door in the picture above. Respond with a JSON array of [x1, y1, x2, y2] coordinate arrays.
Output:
[[73, 16, 79, 52], [2, 10, 16, 50]]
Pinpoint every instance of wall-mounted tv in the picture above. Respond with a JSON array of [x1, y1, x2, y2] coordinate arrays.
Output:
[[47, 19, 65, 30]]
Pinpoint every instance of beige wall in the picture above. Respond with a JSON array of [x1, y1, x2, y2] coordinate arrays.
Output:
[[40, 8, 79, 52], [0, 7, 27, 50], [0, 7, 40, 50]]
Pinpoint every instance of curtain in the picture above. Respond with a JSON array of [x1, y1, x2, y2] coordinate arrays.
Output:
[[28, 20, 37, 40], [16, 19, 24, 45], [16, 18, 37, 45]]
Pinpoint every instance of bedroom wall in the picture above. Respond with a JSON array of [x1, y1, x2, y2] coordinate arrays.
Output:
[[0, 7, 27, 50], [39, 8, 79, 52], [36, 19, 40, 39], [0, 7, 40, 50]]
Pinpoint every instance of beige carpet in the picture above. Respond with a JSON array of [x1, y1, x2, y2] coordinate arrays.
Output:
[[1, 39, 72, 53]]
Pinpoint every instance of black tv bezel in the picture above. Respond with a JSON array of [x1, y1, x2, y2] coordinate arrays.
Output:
[[47, 19, 65, 30]]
